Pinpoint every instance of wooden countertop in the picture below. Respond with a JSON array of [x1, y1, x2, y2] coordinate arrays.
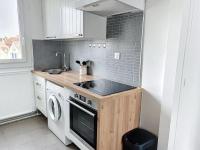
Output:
[[32, 71, 141, 101]]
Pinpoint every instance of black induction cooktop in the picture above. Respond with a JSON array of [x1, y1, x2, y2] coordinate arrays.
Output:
[[74, 79, 136, 96]]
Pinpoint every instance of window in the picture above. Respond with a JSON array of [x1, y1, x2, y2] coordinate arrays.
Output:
[[0, 0, 24, 61]]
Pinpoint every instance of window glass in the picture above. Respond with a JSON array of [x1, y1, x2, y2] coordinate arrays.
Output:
[[0, 0, 22, 60]]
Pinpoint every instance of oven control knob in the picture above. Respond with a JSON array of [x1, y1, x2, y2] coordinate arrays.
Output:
[[74, 93, 79, 98], [87, 100, 92, 106]]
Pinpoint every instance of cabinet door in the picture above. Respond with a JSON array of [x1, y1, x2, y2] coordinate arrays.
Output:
[[71, 8, 83, 37], [43, 0, 85, 39], [76, 9, 83, 36], [35, 90, 47, 116], [33, 76, 47, 117], [60, 0, 69, 36], [61, 0, 83, 38], [43, 0, 61, 39]]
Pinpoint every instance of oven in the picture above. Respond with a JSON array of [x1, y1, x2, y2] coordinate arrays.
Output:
[[67, 94, 97, 150]]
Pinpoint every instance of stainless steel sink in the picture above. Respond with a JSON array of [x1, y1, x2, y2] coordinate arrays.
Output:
[[43, 66, 70, 74], [47, 69, 63, 74]]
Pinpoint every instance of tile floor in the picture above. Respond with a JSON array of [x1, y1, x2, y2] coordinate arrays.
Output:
[[0, 116, 79, 150]]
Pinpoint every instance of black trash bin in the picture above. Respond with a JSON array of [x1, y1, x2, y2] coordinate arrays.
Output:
[[122, 128, 157, 150]]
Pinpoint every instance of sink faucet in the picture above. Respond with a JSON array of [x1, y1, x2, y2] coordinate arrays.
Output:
[[56, 52, 68, 71]]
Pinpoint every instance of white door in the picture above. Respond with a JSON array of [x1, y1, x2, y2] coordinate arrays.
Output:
[[173, 0, 200, 149]]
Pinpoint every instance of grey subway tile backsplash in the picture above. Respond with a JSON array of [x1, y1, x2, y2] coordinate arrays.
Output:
[[62, 12, 143, 86], [33, 40, 62, 70], [32, 12, 143, 87]]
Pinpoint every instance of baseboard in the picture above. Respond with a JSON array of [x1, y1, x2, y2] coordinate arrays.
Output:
[[0, 111, 41, 125]]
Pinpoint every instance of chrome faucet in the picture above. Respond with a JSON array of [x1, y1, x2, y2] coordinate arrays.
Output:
[[56, 52, 68, 71]]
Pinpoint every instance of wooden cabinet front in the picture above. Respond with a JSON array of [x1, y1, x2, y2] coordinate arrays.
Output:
[[97, 90, 142, 150]]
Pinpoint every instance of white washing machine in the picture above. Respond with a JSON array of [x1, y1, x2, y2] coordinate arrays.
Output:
[[46, 81, 71, 145]]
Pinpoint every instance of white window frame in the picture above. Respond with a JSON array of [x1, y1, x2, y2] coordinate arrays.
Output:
[[0, 0, 27, 64]]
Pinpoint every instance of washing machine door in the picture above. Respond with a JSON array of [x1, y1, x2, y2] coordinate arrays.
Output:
[[48, 95, 61, 122]]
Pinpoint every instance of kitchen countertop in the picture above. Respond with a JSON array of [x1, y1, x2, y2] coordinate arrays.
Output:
[[32, 71, 141, 101]]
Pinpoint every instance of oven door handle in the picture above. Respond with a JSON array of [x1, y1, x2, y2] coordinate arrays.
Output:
[[66, 99, 95, 117]]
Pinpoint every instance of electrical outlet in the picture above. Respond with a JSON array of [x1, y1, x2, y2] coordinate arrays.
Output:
[[114, 52, 120, 60]]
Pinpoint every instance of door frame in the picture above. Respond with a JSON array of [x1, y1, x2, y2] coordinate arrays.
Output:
[[166, 0, 195, 149]]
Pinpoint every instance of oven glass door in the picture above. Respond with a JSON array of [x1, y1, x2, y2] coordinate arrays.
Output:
[[69, 97, 97, 149]]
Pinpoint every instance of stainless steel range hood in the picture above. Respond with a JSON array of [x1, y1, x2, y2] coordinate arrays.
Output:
[[74, 0, 144, 17]]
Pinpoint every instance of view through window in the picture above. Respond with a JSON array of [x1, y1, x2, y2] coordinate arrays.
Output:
[[0, 0, 22, 60]]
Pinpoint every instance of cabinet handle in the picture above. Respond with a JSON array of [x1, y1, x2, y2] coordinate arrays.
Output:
[[66, 99, 95, 117], [37, 96, 41, 100], [78, 34, 83, 37], [46, 36, 56, 39], [36, 82, 41, 86]]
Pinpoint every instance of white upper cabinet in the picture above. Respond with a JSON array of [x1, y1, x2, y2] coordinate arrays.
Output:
[[42, 0, 106, 40], [43, 0, 61, 39]]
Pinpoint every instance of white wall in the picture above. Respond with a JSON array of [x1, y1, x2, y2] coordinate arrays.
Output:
[[142, 0, 188, 149], [168, 0, 200, 149], [157, 0, 188, 149], [0, 0, 43, 119], [141, 0, 170, 135]]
